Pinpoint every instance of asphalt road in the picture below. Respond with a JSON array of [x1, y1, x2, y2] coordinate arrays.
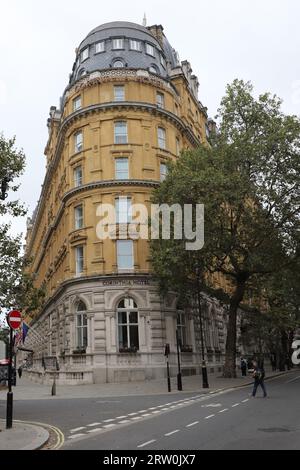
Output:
[[1, 371, 300, 450]]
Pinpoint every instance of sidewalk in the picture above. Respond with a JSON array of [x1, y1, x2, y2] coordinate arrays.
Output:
[[0, 367, 293, 401], [0, 419, 49, 450]]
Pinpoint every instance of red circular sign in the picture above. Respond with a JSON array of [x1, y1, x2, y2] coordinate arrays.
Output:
[[7, 310, 22, 330]]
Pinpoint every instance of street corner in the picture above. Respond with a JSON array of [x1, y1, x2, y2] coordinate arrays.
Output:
[[0, 419, 60, 451]]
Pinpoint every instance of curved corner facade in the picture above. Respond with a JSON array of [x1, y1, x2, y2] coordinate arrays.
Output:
[[25, 21, 227, 384]]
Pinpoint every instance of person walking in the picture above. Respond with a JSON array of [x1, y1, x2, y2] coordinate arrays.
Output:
[[252, 361, 267, 398], [17, 365, 23, 379], [241, 357, 247, 377]]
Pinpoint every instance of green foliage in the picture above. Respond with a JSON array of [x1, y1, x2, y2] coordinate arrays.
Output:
[[150, 79, 300, 377]]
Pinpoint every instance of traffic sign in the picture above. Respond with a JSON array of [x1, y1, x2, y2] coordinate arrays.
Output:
[[7, 310, 22, 330]]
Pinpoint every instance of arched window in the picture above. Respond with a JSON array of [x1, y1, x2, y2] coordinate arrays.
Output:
[[149, 65, 158, 74], [78, 68, 87, 78], [76, 301, 88, 350], [113, 59, 125, 68], [117, 298, 139, 352]]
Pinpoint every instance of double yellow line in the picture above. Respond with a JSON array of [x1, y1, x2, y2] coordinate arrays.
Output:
[[15, 420, 65, 450]]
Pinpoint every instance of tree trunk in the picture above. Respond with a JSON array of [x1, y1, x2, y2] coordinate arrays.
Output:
[[223, 281, 246, 378]]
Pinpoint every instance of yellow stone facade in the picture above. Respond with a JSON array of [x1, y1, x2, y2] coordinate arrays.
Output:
[[24, 22, 227, 384]]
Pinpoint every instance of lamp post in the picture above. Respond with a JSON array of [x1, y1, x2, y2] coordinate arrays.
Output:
[[196, 268, 209, 389], [176, 329, 183, 391]]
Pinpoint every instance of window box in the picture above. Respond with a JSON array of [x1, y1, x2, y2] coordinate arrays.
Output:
[[73, 348, 86, 355], [181, 345, 193, 353], [119, 346, 139, 354]]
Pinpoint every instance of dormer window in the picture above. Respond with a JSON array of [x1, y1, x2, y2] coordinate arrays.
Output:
[[146, 43, 155, 56], [81, 47, 89, 62], [130, 40, 141, 51], [112, 38, 124, 50], [149, 65, 158, 75], [160, 55, 166, 68], [95, 41, 105, 53], [113, 59, 125, 68]]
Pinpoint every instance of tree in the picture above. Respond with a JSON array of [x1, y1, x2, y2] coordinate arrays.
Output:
[[0, 134, 44, 318], [151, 80, 300, 378]]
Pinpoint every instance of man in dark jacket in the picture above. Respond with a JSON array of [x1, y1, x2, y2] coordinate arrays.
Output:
[[252, 361, 267, 397]]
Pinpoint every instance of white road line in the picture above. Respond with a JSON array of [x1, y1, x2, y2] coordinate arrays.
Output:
[[139, 410, 148, 413], [219, 408, 229, 413], [286, 375, 300, 384], [132, 416, 142, 420], [151, 411, 161, 414], [148, 407, 157, 410], [232, 403, 240, 407], [242, 399, 249, 403], [165, 430, 180, 436], [161, 408, 170, 411], [103, 419, 115, 423], [87, 423, 102, 427], [116, 416, 127, 419], [141, 414, 151, 417], [68, 433, 86, 439], [138, 440, 156, 448], [87, 428, 102, 433], [103, 424, 116, 429], [205, 414, 215, 419], [118, 420, 131, 424], [70, 427, 86, 433], [186, 421, 199, 428], [128, 412, 138, 416]]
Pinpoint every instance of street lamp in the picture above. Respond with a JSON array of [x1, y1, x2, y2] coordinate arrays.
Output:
[[195, 267, 209, 389]]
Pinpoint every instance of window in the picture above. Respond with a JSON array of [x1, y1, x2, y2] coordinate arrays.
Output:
[[117, 298, 139, 352], [156, 92, 164, 109], [112, 38, 124, 49], [114, 85, 125, 102], [116, 197, 132, 224], [73, 96, 82, 112], [149, 65, 158, 74], [75, 246, 84, 275], [81, 47, 89, 62], [158, 127, 166, 149], [114, 121, 128, 144], [74, 131, 83, 153], [74, 205, 84, 230], [115, 158, 129, 180], [160, 54, 166, 68], [130, 40, 141, 51], [176, 138, 180, 156], [160, 163, 167, 182], [113, 60, 125, 68], [78, 68, 87, 78], [177, 312, 187, 347], [74, 166, 83, 187], [95, 41, 105, 53], [146, 43, 155, 56], [76, 301, 88, 350], [117, 240, 134, 270]]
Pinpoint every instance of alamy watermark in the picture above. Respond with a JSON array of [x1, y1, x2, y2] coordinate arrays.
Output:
[[291, 340, 300, 365], [96, 201, 204, 251]]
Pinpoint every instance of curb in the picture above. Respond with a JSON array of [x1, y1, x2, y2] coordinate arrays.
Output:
[[0, 420, 50, 451]]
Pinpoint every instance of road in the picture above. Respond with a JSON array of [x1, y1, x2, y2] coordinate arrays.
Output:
[[1, 370, 300, 450]]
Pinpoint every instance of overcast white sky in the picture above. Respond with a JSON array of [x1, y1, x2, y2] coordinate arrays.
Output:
[[0, 0, 300, 239]]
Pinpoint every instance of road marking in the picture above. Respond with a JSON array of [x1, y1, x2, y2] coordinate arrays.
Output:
[[118, 420, 131, 424], [232, 403, 240, 407], [161, 408, 170, 411], [151, 410, 161, 414], [68, 433, 85, 439], [116, 416, 127, 419], [70, 427, 86, 433], [103, 419, 115, 423], [103, 424, 116, 429], [286, 375, 300, 384], [141, 414, 151, 417], [219, 408, 229, 413], [128, 412, 138, 416], [87, 428, 102, 433], [165, 430, 180, 436], [148, 407, 157, 410], [138, 440, 156, 448], [87, 422, 101, 427], [132, 416, 142, 420], [205, 414, 215, 419], [139, 410, 148, 413], [186, 421, 199, 428], [242, 399, 249, 403]]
